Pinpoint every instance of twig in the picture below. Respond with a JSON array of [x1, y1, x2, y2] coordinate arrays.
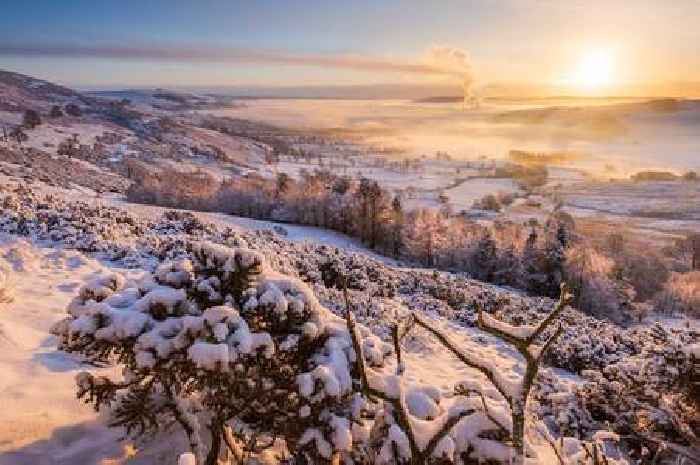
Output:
[[422, 409, 475, 460], [539, 429, 566, 465], [392, 324, 404, 375], [476, 390, 511, 437], [223, 425, 244, 464]]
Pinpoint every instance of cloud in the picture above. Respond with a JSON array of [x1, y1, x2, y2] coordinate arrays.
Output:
[[0, 43, 470, 79]]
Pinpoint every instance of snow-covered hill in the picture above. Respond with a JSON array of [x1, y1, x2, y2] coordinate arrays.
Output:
[[0, 181, 696, 464]]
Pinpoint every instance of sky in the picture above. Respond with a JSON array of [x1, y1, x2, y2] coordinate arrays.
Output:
[[1, 0, 699, 96]]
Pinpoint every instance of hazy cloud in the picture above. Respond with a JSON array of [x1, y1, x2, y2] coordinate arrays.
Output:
[[0, 43, 471, 79]]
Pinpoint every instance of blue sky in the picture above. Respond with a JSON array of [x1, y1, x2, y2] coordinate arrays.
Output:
[[1, 0, 698, 92]]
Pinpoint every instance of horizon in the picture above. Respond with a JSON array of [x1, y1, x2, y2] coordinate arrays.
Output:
[[1, 0, 699, 98]]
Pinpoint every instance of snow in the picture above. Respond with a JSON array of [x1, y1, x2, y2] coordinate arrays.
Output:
[[684, 343, 700, 358], [480, 311, 537, 339], [0, 184, 696, 464], [0, 236, 131, 463], [406, 389, 440, 419], [188, 342, 230, 370], [178, 452, 197, 465]]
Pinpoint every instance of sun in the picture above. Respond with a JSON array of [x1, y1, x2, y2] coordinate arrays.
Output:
[[572, 48, 616, 90]]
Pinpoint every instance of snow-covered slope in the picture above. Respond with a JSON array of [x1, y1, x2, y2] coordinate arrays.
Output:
[[0, 183, 696, 464], [0, 69, 91, 115], [0, 237, 125, 464]]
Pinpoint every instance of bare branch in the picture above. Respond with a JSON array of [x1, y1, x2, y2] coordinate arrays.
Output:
[[391, 324, 404, 375], [397, 314, 416, 343], [525, 283, 571, 346], [422, 408, 475, 460], [412, 313, 512, 403], [535, 324, 564, 364], [223, 425, 244, 464], [342, 277, 371, 396], [476, 390, 510, 437], [539, 429, 566, 465], [477, 309, 529, 348]]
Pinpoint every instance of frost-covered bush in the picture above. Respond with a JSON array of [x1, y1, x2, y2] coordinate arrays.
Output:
[[653, 271, 700, 317], [538, 323, 700, 463], [52, 242, 391, 465]]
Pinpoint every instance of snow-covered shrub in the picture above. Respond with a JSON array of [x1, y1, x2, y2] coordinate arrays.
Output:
[[52, 242, 390, 465], [539, 322, 700, 463]]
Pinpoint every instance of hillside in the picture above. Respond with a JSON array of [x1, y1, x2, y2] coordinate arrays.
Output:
[[0, 177, 697, 464], [0, 69, 92, 116]]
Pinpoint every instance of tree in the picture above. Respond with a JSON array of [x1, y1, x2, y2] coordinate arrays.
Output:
[[682, 171, 698, 182], [690, 233, 700, 270], [473, 230, 497, 281], [49, 105, 64, 118], [390, 195, 404, 258], [22, 109, 41, 129], [64, 103, 82, 117], [356, 178, 388, 248], [331, 175, 351, 195], [10, 127, 28, 144], [403, 209, 449, 267], [521, 228, 543, 293], [275, 172, 291, 197]]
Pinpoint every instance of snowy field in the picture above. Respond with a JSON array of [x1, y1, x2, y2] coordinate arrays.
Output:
[[0, 237, 567, 464]]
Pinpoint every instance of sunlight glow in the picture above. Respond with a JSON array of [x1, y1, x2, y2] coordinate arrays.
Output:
[[572, 48, 616, 90]]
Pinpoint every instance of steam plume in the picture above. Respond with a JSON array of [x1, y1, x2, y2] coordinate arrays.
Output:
[[426, 46, 476, 107]]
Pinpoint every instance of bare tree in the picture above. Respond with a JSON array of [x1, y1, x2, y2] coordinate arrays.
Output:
[[345, 277, 572, 465], [407, 284, 572, 464]]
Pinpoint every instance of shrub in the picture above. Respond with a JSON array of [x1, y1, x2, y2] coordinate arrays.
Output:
[[52, 242, 387, 464], [682, 170, 698, 182], [22, 109, 41, 129], [64, 103, 82, 117], [653, 271, 700, 317], [472, 194, 501, 212], [49, 105, 64, 118]]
